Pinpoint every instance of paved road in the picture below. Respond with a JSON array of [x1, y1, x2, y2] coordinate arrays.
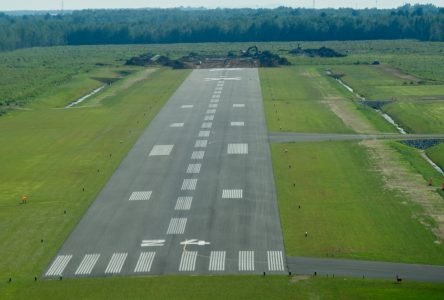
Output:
[[44, 68, 286, 278], [269, 132, 444, 143], [287, 256, 444, 283]]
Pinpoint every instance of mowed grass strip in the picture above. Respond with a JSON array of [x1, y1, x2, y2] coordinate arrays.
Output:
[[383, 101, 444, 134], [260, 67, 353, 133], [5, 276, 444, 300], [0, 68, 190, 281], [271, 141, 444, 264], [427, 143, 444, 175]]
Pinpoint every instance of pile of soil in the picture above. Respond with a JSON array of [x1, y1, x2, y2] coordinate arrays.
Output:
[[290, 46, 346, 57]]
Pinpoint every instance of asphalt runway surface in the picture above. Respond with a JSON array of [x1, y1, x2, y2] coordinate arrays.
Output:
[[44, 68, 286, 278]]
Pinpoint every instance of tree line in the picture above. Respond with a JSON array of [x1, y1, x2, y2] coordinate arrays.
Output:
[[0, 4, 443, 51]]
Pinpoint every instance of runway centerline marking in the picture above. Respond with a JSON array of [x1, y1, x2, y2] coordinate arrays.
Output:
[[208, 104, 218, 108], [222, 189, 243, 199], [134, 252, 156, 273], [204, 115, 214, 121], [191, 150, 205, 160], [201, 122, 212, 129], [210, 99, 219, 103], [170, 123, 184, 128], [231, 122, 245, 127], [175, 196, 193, 210], [206, 109, 216, 114], [75, 254, 100, 275], [141, 240, 165, 247], [181, 178, 198, 190], [233, 104, 245, 108], [167, 218, 187, 234], [129, 191, 152, 201], [227, 143, 248, 154], [149, 145, 173, 156], [181, 105, 194, 108]]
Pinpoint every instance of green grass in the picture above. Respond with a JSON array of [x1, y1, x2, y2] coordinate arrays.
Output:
[[260, 66, 353, 133], [2, 276, 444, 300], [427, 143, 444, 173], [271, 141, 444, 264], [383, 101, 444, 133], [0, 68, 190, 284]]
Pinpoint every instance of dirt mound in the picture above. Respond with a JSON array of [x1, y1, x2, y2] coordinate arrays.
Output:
[[290, 46, 346, 58]]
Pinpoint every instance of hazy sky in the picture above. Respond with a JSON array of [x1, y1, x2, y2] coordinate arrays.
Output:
[[1, 0, 443, 11]]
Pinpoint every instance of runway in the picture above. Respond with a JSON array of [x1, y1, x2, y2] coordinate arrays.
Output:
[[44, 68, 286, 278]]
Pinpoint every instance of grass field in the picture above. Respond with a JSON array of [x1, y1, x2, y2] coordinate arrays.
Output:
[[0, 68, 190, 286], [2, 276, 444, 300], [427, 143, 444, 173], [271, 141, 444, 264]]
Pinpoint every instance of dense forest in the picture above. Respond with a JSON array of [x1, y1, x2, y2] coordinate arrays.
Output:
[[0, 4, 443, 51]]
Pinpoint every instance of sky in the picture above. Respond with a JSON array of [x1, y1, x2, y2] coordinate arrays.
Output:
[[0, 0, 443, 11]]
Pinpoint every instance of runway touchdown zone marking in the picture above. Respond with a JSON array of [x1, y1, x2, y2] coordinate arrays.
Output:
[[75, 254, 100, 275], [45, 255, 72, 277], [134, 252, 156, 273], [149, 145, 173, 156], [167, 218, 187, 234], [129, 191, 152, 201], [222, 189, 243, 199], [175, 196, 193, 210], [239, 251, 254, 271], [227, 143, 248, 154], [179, 251, 198, 271], [105, 253, 127, 274], [209, 251, 226, 271], [267, 251, 285, 271]]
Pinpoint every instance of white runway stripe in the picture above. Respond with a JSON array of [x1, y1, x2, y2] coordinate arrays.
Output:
[[198, 131, 210, 138], [170, 123, 184, 127], [134, 252, 156, 273], [75, 254, 100, 275], [227, 143, 248, 154], [210, 99, 219, 103], [186, 164, 201, 174], [201, 122, 212, 129], [267, 251, 285, 271], [195, 140, 208, 148], [129, 191, 152, 201], [206, 109, 216, 114], [239, 251, 254, 271], [179, 251, 198, 271], [209, 251, 226, 271], [208, 104, 218, 108], [231, 122, 245, 127], [222, 189, 243, 199], [212, 94, 220, 98], [213, 91, 221, 94], [175, 196, 193, 210], [167, 218, 187, 234], [105, 253, 127, 274], [45, 255, 72, 276], [149, 145, 173, 156], [181, 178, 198, 190], [181, 105, 193, 108], [233, 104, 245, 108], [204, 115, 214, 121], [191, 151, 205, 160]]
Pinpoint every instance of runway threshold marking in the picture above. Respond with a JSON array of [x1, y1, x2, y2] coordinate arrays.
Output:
[[134, 252, 156, 273], [75, 254, 100, 275], [175, 196, 193, 210], [149, 145, 173, 156], [267, 251, 285, 271], [227, 143, 248, 154], [239, 251, 254, 271], [129, 191, 152, 201], [105, 253, 127, 274], [209, 251, 226, 271], [222, 189, 243, 199], [195, 139, 208, 148], [181, 179, 198, 190], [167, 218, 187, 234], [179, 251, 198, 271], [198, 131, 210, 138], [45, 255, 72, 276], [191, 150, 205, 160]]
